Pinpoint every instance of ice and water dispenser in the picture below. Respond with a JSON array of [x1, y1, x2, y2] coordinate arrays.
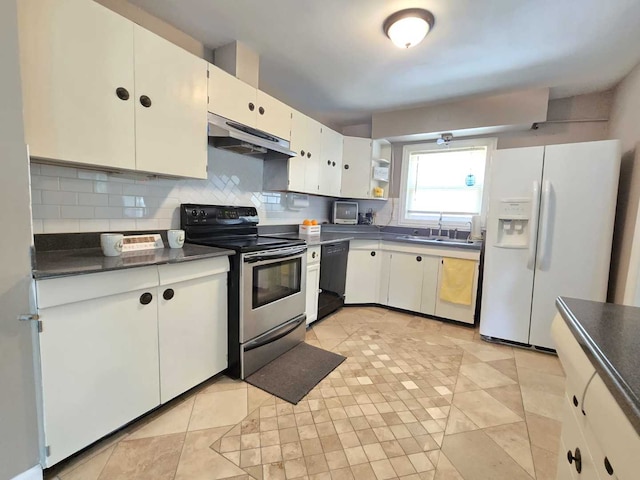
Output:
[[495, 199, 530, 248]]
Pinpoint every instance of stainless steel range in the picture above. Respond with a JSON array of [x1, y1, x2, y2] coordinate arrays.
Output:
[[181, 204, 307, 379]]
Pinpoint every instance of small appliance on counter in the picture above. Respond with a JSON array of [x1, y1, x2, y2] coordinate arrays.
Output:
[[332, 201, 358, 224], [357, 208, 376, 225]]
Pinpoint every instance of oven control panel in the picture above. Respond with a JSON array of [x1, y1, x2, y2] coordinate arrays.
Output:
[[180, 204, 259, 225]]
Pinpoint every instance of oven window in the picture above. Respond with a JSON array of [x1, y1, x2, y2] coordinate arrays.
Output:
[[253, 258, 302, 308]]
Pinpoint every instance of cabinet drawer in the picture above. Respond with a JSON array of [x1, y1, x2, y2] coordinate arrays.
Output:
[[158, 257, 229, 285], [350, 240, 380, 251], [551, 315, 593, 410], [583, 374, 639, 480], [307, 246, 321, 265]]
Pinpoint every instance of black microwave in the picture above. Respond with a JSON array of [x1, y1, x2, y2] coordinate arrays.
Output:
[[332, 201, 358, 224]]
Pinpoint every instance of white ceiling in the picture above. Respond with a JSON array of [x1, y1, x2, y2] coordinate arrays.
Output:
[[129, 0, 640, 128]]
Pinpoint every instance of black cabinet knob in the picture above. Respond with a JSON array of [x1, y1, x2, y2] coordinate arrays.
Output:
[[163, 288, 175, 301], [371, 251, 376, 257], [116, 87, 130, 101], [567, 448, 582, 474], [140, 292, 153, 305], [572, 395, 579, 407], [307, 152, 312, 158], [248, 102, 255, 111], [327, 160, 331, 165], [332, 161, 336, 167], [258, 106, 265, 115], [344, 164, 350, 170], [312, 252, 317, 259], [604, 457, 613, 475], [139, 95, 152, 108], [300, 150, 305, 156], [416, 256, 422, 262]]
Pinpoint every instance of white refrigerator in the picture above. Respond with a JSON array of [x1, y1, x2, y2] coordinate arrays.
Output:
[[480, 140, 620, 349]]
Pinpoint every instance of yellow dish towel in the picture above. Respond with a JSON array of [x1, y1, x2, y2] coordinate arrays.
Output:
[[439, 258, 476, 306]]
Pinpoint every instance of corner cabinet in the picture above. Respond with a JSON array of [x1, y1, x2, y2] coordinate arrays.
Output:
[[18, 0, 208, 179], [208, 65, 292, 141], [345, 241, 381, 304], [34, 257, 229, 467], [342, 137, 373, 199]]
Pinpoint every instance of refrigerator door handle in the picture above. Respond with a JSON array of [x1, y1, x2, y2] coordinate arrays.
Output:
[[536, 180, 552, 268], [527, 180, 541, 270]]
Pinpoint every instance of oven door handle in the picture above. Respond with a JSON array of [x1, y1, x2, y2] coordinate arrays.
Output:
[[244, 315, 307, 352], [244, 246, 307, 263]]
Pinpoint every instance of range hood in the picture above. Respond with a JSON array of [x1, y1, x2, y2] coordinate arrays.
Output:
[[208, 112, 296, 159]]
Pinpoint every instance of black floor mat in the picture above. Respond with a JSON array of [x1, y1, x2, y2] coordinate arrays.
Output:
[[245, 342, 346, 404]]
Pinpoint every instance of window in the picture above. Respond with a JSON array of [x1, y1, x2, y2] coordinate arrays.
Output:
[[399, 138, 495, 226]]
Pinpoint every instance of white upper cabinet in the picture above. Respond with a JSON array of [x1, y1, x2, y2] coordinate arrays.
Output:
[[208, 65, 292, 141], [134, 27, 208, 179], [18, 0, 208, 179], [319, 127, 344, 197], [342, 136, 373, 199], [303, 117, 323, 193], [18, 0, 136, 171]]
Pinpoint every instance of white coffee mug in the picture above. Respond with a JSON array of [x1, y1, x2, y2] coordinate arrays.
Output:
[[100, 233, 124, 257], [168, 229, 185, 249]]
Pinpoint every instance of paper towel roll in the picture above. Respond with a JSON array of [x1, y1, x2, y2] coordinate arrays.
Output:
[[471, 215, 482, 240]]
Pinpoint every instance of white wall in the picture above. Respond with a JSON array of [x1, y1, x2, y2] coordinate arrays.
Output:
[[609, 62, 640, 304], [0, 1, 41, 478], [31, 146, 332, 233]]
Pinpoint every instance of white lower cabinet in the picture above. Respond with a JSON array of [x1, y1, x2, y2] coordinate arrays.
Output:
[[345, 240, 480, 324], [35, 257, 230, 466], [345, 241, 381, 304], [157, 259, 229, 403], [306, 246, 321, 325]]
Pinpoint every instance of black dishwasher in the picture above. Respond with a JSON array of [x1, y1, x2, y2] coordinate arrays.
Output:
[[318, 241, 350, 320]]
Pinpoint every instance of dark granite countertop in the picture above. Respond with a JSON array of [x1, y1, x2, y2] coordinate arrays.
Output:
[[556, 296, 640, 435], [33, 244, 235, 279]]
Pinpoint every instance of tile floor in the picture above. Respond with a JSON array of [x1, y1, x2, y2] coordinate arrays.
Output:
[[44, 306, 565, 480]]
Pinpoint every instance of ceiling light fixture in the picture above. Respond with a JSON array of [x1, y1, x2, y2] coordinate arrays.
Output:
[[383, 8, 435, 49]]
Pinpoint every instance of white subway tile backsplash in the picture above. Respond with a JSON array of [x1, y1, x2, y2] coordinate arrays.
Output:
[[61, 206, 95, 219], [32, 204, 60, 219], [42, 190, 77, 206], [78, 193, 109, 206], [39, 164, 78, 178], [31, 190, 42, 205], [78, 219, 110, 232], [32, 219, 43, 234], [60, 178, 94, 193], [31, 175, 60, 191], [31, 146, 333, 233], [43, 219, 80, 233]]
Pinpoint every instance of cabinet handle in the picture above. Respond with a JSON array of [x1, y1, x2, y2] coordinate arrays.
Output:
[[248, 102, 255, 111], [139, 292, 153, 305], [344, 164, 350, 170], [416, 256, 422, 262], [312, 251, 317, 259], [300, 150, 305, 156], [139, 95, 152, 108], [258, 106, 265, 115], [307, 152, 312, 158], [567, 448, 582, 474], [163, 288, 175, 301], [332, 161, 336, 167], [116, 87, 130, 101], [327, 160, 331, 166], [572, 395, 579, 407], [604, 457, 614, 475], [371, 251, 376, 257]]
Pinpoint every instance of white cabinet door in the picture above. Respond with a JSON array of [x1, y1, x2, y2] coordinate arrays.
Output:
[[306, 263, 321, 325], [342, 136, 372, 199], [38, 288, 160, 466], [256, 90, 292, 140], [208, 64, 256, 127], [435, 258, 478, 324], [387, 252, 425, 311], [419, 256, 440, 315], [345, 249, 381, 304], [304, 118, 323, 194], [134, 27, 208, 179], [18, 0, 136, 170], [158, 272, 227, 403], [288, 110, 309, 192], [319, 127, 344, 197]]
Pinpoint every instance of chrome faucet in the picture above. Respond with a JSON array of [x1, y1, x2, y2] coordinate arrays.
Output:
[[437, 213, 443, 236]]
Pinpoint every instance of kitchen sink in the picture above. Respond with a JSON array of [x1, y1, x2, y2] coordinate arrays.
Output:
[[395, 235, 479, 247]]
